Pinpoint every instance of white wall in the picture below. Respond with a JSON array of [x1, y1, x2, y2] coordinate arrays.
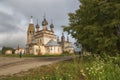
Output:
[[33, 45, 39, 55], [33, 45, 47, 55], [5, 50, 12, 54], [48, 46, 62, 55]]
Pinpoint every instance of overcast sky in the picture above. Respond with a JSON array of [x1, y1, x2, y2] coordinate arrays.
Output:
[[0, 0, 79, 49]]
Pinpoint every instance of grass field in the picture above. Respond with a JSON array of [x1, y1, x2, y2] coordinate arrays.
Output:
[[0, 54, 120, 80]]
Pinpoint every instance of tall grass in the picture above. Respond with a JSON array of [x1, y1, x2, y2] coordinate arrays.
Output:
[[82, 54, 120, 80]]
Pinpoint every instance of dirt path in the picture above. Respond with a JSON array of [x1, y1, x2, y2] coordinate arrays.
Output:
[[0, 56, 72, 76]]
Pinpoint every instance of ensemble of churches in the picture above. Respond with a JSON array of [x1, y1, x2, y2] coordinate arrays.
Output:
[[24, 16, 74, 55]]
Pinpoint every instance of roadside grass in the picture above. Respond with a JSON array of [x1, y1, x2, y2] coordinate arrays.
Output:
[[0, 54, 120, 80], [82, 54, 120, 80], [0, 51, 2, 54], [0, 53, 73, 58]]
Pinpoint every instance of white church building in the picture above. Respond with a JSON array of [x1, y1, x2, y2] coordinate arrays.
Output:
[[26, 16, 74, 55]]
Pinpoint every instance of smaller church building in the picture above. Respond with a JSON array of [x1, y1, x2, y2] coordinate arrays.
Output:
[[26, 16, 74, 55]]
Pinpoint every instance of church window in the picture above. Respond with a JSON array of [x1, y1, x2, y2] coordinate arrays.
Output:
[[37, 39, 39, 43], [36, 49, 38, 52], [40, 39, 41, 43]]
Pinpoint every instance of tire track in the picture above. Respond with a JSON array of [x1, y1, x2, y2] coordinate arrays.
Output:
[[0, 59, 39, 70], [0, 56, 72, 76]]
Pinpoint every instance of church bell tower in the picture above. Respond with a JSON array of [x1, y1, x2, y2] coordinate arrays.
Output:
[[27, 16, 35, 44]]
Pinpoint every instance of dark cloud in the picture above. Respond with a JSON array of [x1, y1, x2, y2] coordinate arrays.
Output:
[[0, 0, 79, 49], [0, 12, 23, 33], [0, 33, 26, 49]]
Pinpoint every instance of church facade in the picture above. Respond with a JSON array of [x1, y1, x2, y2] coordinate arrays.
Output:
[[26, 16, 74, 55]]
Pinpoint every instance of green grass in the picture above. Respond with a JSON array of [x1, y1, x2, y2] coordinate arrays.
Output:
[[0, 50, 2, 54], [82, 54, 120, 80], [0, 53, 73, 58], [0, 54, 120, 80]]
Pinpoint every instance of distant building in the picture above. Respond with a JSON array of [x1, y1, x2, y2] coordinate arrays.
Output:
[[5, 50, 12, 54], [26, 16, 74, 55], [15, 45, 25, 54], [2, 47, 14, 54]]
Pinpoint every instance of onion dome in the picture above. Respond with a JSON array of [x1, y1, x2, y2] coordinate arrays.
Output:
[[36, 24, 39, 28], [36, 23, 40, 32], [30, 16, 33, 24], [50, 20, 54, 28], [50, 23, 54, 28], [36, 19, 40, 28], [42, 17, 48, 26], [61, 32, 65, 42]]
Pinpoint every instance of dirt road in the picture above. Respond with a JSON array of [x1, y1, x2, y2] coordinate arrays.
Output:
[[0, 56, 72, 76]]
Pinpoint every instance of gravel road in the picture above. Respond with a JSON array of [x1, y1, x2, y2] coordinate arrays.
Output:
[[0, 56, 72, 76]]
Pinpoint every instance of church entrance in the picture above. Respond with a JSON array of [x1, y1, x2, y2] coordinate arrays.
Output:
[[38, 47, 41, 55]]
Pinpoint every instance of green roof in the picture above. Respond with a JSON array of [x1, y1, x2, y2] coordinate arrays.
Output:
[[46, 39, 60, 46]]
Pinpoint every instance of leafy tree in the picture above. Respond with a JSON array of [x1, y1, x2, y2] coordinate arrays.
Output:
[[64, 0, 120, 54]]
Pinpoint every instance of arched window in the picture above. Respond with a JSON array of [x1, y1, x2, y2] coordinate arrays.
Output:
[[37, 39, 39, 43], [40, 39, 41, 43], [36, 49, 38, 52]]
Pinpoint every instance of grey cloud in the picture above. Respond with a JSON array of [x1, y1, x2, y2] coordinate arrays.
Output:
[[0, 12, 24, 34], [0, 33, 26, 48], [0, 0, 79, 49]]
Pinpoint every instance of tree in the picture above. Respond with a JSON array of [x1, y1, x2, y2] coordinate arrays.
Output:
[[64, 0, 120, 54]]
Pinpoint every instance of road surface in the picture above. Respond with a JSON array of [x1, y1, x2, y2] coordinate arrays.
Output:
[[0, 56, 72, 76]]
